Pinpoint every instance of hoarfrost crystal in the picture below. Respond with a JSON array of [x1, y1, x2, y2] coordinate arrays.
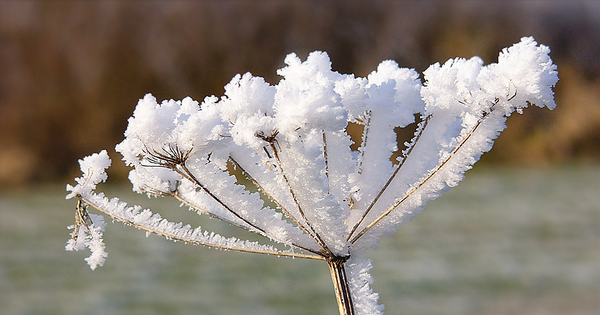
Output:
[[65, 37, 557, 315]]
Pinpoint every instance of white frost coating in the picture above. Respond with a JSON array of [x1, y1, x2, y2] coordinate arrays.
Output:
[[66, 37, 557, 314], [346, 251, 385, 315], [353, 37, 558, 249], [81, 191, 278, 255], [275, 51, 347, 138], [495, 37, 558, 110], [347, 62, 424, 230], [222, 73, 277, 149], [65, 151, 111, 270], [76, 188, 284, 262], [65, 214, 107, 270], [65, 150, 111, 199]]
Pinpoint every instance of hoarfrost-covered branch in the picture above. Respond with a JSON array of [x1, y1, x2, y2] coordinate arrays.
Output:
[[66, 151, 322, 261], [79, 193, 321, 260]]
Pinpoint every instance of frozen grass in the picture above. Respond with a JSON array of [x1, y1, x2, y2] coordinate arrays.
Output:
[[1, 165, 598, 315]]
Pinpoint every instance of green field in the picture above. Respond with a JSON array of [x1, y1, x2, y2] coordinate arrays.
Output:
[[1, 165, 598, 315]]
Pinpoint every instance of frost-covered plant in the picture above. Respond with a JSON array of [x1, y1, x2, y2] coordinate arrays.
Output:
[[66, 37, 557, 315]]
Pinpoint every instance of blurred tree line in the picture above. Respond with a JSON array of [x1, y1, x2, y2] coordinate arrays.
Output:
[[0, 0, 599, 188]]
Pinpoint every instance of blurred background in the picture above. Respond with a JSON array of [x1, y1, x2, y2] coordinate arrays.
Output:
[[0, 0, 599, 187], [0, 1, 598, 315]]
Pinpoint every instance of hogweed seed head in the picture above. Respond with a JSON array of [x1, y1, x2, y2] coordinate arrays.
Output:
[[65, 37, 557, 315]]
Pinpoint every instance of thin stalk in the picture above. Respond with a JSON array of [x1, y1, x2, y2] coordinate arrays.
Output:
[[267, 141, 332, 255], [328, 257, 355, 315], [142, 185, 249, 231], [141, 184, 313, 251], [142, 145, 326, 257], [175, 163, 267, 236], [350, 108, 500, 244], [79, 195, 325, 260], [143, 145, 265, 236], [172, 190, 255, 230], [228, 157, 317, 243], [173, 188, 323, 257], [356, 110, 372, 175], [347, 115, 430, 241], [322, 130, 329, 179]]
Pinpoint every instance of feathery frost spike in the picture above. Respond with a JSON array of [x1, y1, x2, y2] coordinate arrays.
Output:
[[66, 37, 557, 315]]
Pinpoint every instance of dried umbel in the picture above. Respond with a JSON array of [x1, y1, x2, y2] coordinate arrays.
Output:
[[66, 37, 557, 314]]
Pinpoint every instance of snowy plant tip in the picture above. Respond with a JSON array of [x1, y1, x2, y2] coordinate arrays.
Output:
[[66, 37, 556, 315], [65, 212, 107, 270], [66, 150, 111, 199], [65, 150, 111, 270], [421, 36, 558, 116]]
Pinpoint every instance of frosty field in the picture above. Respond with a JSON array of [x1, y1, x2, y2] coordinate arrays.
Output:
[[1, 165, 598, 315]]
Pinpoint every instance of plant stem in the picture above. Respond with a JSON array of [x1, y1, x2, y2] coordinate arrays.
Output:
[[78, 195, 324, 261], [327, 257, 355, 315]]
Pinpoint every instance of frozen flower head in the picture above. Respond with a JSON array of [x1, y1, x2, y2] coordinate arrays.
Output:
[[66, 37, 557, 315]]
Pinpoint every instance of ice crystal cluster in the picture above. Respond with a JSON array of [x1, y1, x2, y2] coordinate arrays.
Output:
[[66, 37, 557, 314]]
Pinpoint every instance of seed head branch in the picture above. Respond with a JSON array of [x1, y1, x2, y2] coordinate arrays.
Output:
[[322, 130, 330, 180], [142, 183, 265, 235], [356, 110, 372, 175], [176, 162, 269, 236], [350, 102, 502, 244], [256, 130, 333, 256], [79, 195, 324, 260], [143, 143, 192, 169], [346, 115, 431, 241], [173, 186, 324, 256], [228, 157, 318, 243], [142, 144, 325, 257], [142, 144, 272, 238]]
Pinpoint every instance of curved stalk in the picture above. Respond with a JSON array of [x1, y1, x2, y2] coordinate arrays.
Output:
[[173, 190, 324, 257], [142, 185, 250, 232], [79, 195, 324, 261]]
